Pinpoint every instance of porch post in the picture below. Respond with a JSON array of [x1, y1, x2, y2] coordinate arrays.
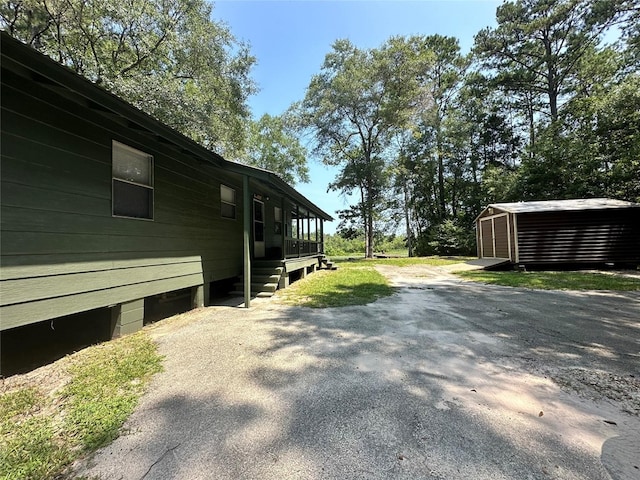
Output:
[[243, 175, 251, 308], [296, 205, 301, 257], [281, 198, 286, 259], [320, 219, 324, 254]]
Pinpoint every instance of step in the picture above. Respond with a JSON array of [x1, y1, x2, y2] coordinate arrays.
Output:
[[252, 266, 284, 276], [229, 290, 274, 298], [253, 260, 285, 268], [240, 274, 281, 284], [233, 282, 278, 293]]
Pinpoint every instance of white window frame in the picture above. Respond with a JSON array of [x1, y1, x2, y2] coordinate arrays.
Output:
[[112, 140, 154, 220], [221, 184, 237, 219]]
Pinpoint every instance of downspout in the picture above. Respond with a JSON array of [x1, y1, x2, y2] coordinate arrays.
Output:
[[243, 175, 251, 308]]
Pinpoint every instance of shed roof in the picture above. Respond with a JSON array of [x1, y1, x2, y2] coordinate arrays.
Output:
[[487, 198, 639, 215], [1, 32, 333, 221]]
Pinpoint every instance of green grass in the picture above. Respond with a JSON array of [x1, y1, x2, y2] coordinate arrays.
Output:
[[0, 389, 70, 480], [278, 266, 395, 307], [456, 270, 640, 291], [0, 332, 163, 480], [337, 256, 475, 268], [277, 256, 474, 307]]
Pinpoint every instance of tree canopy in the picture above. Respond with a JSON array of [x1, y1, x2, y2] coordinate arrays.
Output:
[[244, 113, 309, 185], [2, 0, 256, 158], [297, 0, 639, 256]]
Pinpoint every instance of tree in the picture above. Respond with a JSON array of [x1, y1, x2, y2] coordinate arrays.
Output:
[[1, 0, 256, 158], [474, 0, 625, 123], [244, 113, 309, 185], [474, 0, 636, 200], [299, 38, 422, 257], [393, 36, 473, 255]]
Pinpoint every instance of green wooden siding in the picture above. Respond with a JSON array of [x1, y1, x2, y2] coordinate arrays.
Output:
[[1, 63, 245, 330]]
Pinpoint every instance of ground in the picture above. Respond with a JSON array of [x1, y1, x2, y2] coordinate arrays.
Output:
[[9, 264, 640, 479]]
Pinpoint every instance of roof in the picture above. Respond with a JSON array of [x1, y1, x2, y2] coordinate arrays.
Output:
[[0, 32, 333, 221], [476, 198, 639, 221], [490, 198, 639, 213]]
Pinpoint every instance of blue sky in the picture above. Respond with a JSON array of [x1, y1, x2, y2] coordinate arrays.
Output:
[[212, 0, 502, 233]]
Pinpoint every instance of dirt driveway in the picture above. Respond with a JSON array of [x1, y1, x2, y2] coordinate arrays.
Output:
[[75, 265, 640, 480]]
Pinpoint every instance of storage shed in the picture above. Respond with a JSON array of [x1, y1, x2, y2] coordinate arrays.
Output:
[[475, 198, 640, 266]]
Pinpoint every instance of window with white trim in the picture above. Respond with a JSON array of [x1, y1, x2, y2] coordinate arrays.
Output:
[[221, 184, 236, 219], [112, 141, 154, 219]]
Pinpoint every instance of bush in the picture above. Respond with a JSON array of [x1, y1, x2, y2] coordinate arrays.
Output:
[[324, 234, 365, 256], [415, 220, 475, 256]]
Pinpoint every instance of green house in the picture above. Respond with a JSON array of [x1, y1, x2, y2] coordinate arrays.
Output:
[[0, 32, 332, 338]]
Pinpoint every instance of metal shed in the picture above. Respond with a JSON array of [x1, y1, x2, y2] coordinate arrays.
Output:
[[475, 198, 640, 266]]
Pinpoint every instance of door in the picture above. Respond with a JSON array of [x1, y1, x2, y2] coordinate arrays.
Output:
[[253, 199, 265, 258], [480, 218, 494, 257], [479, 214, 510, 259]]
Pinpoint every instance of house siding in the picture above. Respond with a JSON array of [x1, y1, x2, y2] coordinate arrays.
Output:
[[1, 63, 244, 330]]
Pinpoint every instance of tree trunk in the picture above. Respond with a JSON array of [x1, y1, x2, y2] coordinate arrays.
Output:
[[436, 126, 446, 220], [404, 182, 413, 257], [365, 182, 374, 258], [527, 94, 535, 159]]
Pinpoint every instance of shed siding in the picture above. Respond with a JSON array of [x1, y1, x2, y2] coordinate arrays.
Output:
[[516, 210, 640, 264], [1, 66, 244, 330]]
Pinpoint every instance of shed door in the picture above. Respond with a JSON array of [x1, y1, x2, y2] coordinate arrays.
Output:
[[480, 218, 494, 257], [494, 215, 510, 258], [253, 199, 265, 258], [479, 214, 510, 259]]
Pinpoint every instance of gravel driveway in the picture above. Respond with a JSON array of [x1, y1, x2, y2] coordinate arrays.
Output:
[[74, 265, 640, 480]]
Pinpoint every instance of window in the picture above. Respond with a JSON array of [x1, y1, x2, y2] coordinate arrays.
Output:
[[274, 207, 282, 234], [221, 184, 236, 219], [112, 141, 153, 219]]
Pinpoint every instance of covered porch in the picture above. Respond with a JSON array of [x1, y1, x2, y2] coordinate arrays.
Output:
[[234, 171, 334, 305]]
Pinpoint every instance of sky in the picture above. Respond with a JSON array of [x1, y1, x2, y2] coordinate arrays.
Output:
[[212, 0, 502, 233]]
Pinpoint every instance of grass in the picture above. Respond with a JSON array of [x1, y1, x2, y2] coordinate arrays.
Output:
[[0, 332, 163, 480], [277, 256, 474, 307], [277, 266, 395, 307], [337, 256, 475, 268], [456, 270, 640, 291]]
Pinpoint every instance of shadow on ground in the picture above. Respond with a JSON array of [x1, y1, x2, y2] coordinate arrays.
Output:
[[74, 271, 640, 480]]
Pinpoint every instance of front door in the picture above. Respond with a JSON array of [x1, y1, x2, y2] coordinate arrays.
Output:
[[253, 199, 265, 258]]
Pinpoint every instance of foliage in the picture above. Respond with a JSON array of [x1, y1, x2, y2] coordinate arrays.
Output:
[[299, 37, 426, 257], [0, 333, 162, 479], [244, 113, 309, 184], [1, 0, 256, 158], [414, 220, 475, 256], [456, 270, 640, 291], [302, 0, 639, 255], [325, 233, 406, 256], [276, 266, 394, 308], [324, 233, 365, 256]]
